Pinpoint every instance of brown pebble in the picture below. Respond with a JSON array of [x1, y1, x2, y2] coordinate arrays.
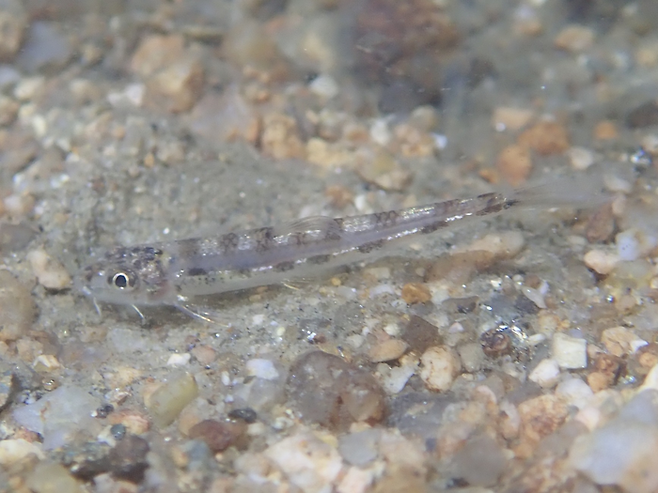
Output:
[[325, 185, 354, 209], [260, 113, 305, 160], [401, 282, 431, 304], [554, 24, 595, 53], [130, 35, 185, 79], [517, 394, 569, 445], [586, 203, 615, 243], [286, 351, 387, 431], [425, 251, 496, 285], [108, 410, 150, 435], [146, 58, 205, 113], [402, 316, 442, 353], [188, 419, 247, 452], [587, 371, 611, 392], [190, 345, 216, 366], [517, 121, 570, 155], [626, 101, 658, 128], [368, 339, 408, 363], [593, 120, 618, 140], [592, 352, 625, 385], [108, 435, 150, 483], [638, 343, 658, 369], [496, 144, 532, 186]]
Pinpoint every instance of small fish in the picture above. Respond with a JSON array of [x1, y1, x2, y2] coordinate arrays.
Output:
[[75, 178, 602, 321]]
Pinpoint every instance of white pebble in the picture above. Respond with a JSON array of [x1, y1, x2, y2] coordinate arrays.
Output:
[[0, 439, 44, 466], [556, 378, 593, 409], [246, 359, 279, 381], [583, 249, 619, 275], [370, 119, 391, 146], [420, 346, 460, 392], [640, 363, 658, 393], [461, 231, 525, 259], [552, 332, 587, 369], [26, 248, 71, 289], [529, 358, 560, 388], [568, 146, 596, 170], [521, 285, 547, 309], [603, 173, 633, 194], [14, 77, 45, 101], [378, 362, 417, 394], [616, 228, 657, 261], [309, 74, 339, 100], [570, 419, 658, 493], [166, 353, 191, 367]]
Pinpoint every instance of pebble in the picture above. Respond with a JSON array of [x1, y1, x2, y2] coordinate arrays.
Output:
[[419, 346, 461, 392], [401, 315, 442, 353], [555, 378, 594, 410], [640, 364, 658, 393], [144, 373, 199, 428], [190, 345, 216, 366], [601, 326, 646, 357], [130, 34, 185, 79], [0, 0, 26, 61], [107, 410, 150, 436], [0, 269, 36, 341], [496, 144, 532, 186], [13, 385, 100, 450], [457, 342, 485, 373], [26, 462, 84, 493], [188, 419, 247, 452], [450, 435, 508, 487], [517, 121, 570, 155], [491, 106, 534, 132], [568, 146, 596, 170], [521, 285, 547, 309], [246, 358, 280, 380], [0, 364, 15, 412], [27, 248, 72, 290], [260, 113, 305, 160], [107, 435, 150, 483], [461, 231, 526, 260], [593, 120, 619, 140], [338, 429, 380, 466], [554, 24, 595, 53], [286, 351, 387, 431], [529, 358, 561, 388], [570, 392, 658, 493], [583, 249, 619, 275], [400, 282, 431, 304], [586, 204, 615, 244], [0, 94, 18, 125], [166, 353, 191, 367], [32, 354, 62, 372], [264, 431, 343, 493], [368, 339, 408, 363], [18, 21, 73, 72], [309, 74, 339, 100], [517, 394, 569, 448], [0, 438, 44, 466], [552, 332, 587, 369], [355, 151, 412, 191], [337, 466, 374, 493], [377, 354, 418, 395], [145, 58, 205, 113], [626, 100, 658, 129], [589, 353, 625, 392], [616, 228, 657, 261]]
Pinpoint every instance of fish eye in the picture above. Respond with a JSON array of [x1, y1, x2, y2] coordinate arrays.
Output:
[[109, 271, 136, 290]]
